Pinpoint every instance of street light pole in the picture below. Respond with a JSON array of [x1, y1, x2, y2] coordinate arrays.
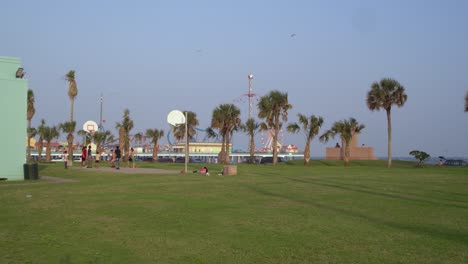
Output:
[[248, 73, 254, 120]]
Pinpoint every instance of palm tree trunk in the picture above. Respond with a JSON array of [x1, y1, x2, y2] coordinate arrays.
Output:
[[152, 142, 157, 162], [219, 134, 226, 164], [38, 139, 43, 162], [273, 116, 280, 165], [340, 138, 345, 160], [27, 119, 31, 162], [249, 134, 255, 164], [68, 133, 74, 165], [46, 143, 51, 162], [225, 131, 231, 165], [304, 139, 311, 166], [70, 99, 74, 122], [119, 128, 125, 162], [124, 134, 129, 163], [386, 109, 392, 168], [344, 142, 350, 166]]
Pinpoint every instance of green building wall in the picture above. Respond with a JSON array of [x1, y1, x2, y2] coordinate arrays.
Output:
[[0, 57, 28, 180]]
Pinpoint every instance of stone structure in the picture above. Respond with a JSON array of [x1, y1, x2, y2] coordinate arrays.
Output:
[[325, 134, 377, 160], [0, 57, 28, 180]]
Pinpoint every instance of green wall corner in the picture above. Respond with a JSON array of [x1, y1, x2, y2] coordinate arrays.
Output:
[[0, 56, 28, 180]]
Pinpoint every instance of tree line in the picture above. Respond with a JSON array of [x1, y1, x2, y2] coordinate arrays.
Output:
[[26, 71, 468, 167]]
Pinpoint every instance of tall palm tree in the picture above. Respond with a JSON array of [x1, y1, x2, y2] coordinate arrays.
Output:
[[258, 90, 292, 165], [42, 125, 60, 162], [37, 119, 46, 162], [287, 114, 324, 166], [115, 109, 134, 162], [92, 131, 113, 154], [210, 104, 241, 165], [240, 118, 259, 164], [320, 118, 365, 166], [66, 70, 78, 123], [172, 111, 199, 163], [26, 89, 36, 162], [146, 129, 165, 162], [465, 91, 468, 112], [367, 78, 407, 168], [59, 121, 76, 164]]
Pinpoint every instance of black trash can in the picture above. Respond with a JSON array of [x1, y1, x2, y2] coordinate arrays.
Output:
[[24, 163, 39, 180]]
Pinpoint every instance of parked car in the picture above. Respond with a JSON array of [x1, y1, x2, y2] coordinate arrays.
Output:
[[175, 157, 203, 163], [158, 157, 174, 163], [259, 156, 284, 164]]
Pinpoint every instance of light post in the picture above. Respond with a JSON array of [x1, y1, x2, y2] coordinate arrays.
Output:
[[248, 73, 254, 120]]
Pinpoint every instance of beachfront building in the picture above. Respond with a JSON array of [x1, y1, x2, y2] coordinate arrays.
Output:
[[172, 142, 232, 154], [325, 134, 377, 160], [0, 57, 28, 180]]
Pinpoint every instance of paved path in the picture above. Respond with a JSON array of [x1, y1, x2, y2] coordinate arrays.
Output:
[[0, 176, 79, 187], [74, 166, 179, 174], [0, 167, 179, 187]]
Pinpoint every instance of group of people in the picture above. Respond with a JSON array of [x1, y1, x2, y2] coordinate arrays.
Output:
[[73, 146, 136, 170]]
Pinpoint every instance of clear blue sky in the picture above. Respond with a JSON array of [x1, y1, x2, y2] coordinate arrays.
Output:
[[2, 0, 468, 157]]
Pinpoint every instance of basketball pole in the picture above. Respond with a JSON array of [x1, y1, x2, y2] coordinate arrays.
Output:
[[185, 111, 188, 174]]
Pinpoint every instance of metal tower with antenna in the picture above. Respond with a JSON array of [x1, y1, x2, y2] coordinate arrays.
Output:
[[247, 73, 254, 119]]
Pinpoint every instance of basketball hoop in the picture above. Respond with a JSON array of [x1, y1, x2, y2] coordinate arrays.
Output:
[[83, 120, 98, 134]]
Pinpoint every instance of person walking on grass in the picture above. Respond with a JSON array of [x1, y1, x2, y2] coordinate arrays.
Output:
[[81, 146, 87, 167], [95, 151, 101, 168], [128, 147, 136, 168], [115, 146, 121, 170], [63, 150, 68, 169], [87, 145, 93, 168], [110, 149, 115, 168]]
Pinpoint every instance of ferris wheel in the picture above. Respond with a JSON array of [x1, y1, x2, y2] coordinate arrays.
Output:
[[260, 128, 284, 151]]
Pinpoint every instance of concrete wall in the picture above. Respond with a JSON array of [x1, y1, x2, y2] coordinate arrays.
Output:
[[325, 134, 377, 160], [0, 57, 28, 180]]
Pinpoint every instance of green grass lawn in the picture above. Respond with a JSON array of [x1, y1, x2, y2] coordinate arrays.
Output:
[[1, 160, 467, 263]]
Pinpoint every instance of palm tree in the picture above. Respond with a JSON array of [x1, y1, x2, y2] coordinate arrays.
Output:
[[115, 109, 134, 162], [133, 132, 144, 147], [287, 114, 324, 166], [66, 70, 78, 123], [367, 78, 408, 168], [258, 90, 292, 165], [465, 91, 468, 112], [172, 111, 199, 163], [210, 104, 241, 165], [146, 129, 165, 162], [59, 121, 76, 165], [26, 89, 36, 162], [77, 129, 91, 146], [42, 125, 60, 162], [320, 118, 365, 166], [240, 118, 259, 164], [92, 131, 113, 154], [37, 119, 46, 162]]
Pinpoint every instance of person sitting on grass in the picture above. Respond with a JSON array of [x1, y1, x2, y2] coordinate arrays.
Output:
[[200, 166, 209, 176], [193, 166, 209, 176]]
